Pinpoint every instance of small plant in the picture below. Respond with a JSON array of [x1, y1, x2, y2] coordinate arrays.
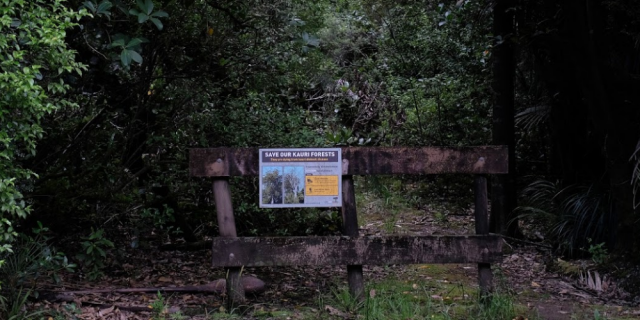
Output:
[[586, 239, 609, 265], [50, 302, 82, 320], [150, 291, 168, 319], [141, 205, 183, 237], [331, 287, 363, 314], [592, 309, 608, 320], [149, 291, 185, 320], [0, 222, 75, 318], [76, 228, 114, 280], [383, 214, 398, 233], [0, 288, 45, 320]]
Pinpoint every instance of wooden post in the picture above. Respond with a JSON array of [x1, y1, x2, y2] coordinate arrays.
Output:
[[212, 162, 245, 309], [341, 168, 364, 299], [474, 174, 493, 301]]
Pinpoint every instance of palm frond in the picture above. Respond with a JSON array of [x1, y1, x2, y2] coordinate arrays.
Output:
[[630, 138, 640, 210], [515, 105, 550, 132], [516, 178, 612, 257]]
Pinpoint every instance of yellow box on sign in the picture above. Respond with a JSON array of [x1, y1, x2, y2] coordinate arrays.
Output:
[[306, 175, 339, 196]]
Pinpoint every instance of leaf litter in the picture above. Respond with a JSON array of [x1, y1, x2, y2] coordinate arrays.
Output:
[[23, 201, 640, 319]]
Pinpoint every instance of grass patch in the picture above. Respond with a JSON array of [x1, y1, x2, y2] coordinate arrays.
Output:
[[323, 278, 533, 319], [354, 176, 424, 235], [314, 264, 536, 320]]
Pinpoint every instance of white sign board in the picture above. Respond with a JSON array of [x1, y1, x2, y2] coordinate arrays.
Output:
[[259, 148, 342, 208]]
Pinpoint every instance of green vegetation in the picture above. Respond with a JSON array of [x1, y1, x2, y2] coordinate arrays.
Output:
[[150, 292, 186, 320], [75, 228, 114, 280], [48, 303, 81, 320], [1, 0, 640, 317], [202, 265, 533, 320], [0, 0, 87, 271], [0, 224, 74, 318]]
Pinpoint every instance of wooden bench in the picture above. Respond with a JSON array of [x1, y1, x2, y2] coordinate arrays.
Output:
[[189, 146, 506, 306]]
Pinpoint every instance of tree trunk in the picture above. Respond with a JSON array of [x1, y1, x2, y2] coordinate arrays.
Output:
[[490, 0, 520, 238]]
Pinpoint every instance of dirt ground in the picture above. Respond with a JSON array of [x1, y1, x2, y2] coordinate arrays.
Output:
[[28, 203, 640, 319]]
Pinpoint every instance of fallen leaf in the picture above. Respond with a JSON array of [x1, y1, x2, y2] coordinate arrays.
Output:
[[531, 281, 540, 287], [324, 305, 346, 317], [98, 305, 114, 316], [369, 289, 376, 298]]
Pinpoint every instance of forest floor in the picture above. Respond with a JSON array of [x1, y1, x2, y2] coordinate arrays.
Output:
[[25, 191, 640, 320]]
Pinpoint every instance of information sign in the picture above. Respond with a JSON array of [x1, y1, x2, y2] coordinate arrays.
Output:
[[259, 148, 342, 208]]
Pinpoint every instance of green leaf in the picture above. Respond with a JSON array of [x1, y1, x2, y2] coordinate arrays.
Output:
[[289, 17, 305, 26], [82, 1, 97, 13], [129, 8, 139, 15], [137, 13, 149, 23], [120, 49, 132, 66], [149, 17, 163, 30], [137, 0, 153, 14], [145, 0, 154, 14], [136, 0, 146, 11], [126, 38, 143, 48], [130, 50, 142, 64], [109, 38, 125, 48], [97, 0, 112, 13], [446, 11, 454, 21], [151, 10, 168, 18]]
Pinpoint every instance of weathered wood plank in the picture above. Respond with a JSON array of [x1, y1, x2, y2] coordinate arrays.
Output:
[[341, 174, 364, 299], [190, 146, 508, 177], [211, 235, 502, 267]]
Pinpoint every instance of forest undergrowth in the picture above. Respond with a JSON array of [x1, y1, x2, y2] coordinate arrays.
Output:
[[2, 177, 639, 319]]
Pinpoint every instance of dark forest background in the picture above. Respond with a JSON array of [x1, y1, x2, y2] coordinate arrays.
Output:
[[2, 0, 640, 306]]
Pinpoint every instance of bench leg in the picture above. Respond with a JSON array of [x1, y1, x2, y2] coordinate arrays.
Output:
[[475, 175, 494, 301], [213, 176, 246, 308], [342, 174, 365, 299]]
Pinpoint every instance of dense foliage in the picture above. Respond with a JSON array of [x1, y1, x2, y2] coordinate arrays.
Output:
[[0, 0, 87, 259], [1, 0, 493, 242]]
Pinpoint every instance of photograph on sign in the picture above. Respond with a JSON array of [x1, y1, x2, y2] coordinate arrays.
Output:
[[259, 148, 342, 208]]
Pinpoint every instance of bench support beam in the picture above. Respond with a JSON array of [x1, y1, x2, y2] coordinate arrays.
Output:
[[211, 235, 502, 266]]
